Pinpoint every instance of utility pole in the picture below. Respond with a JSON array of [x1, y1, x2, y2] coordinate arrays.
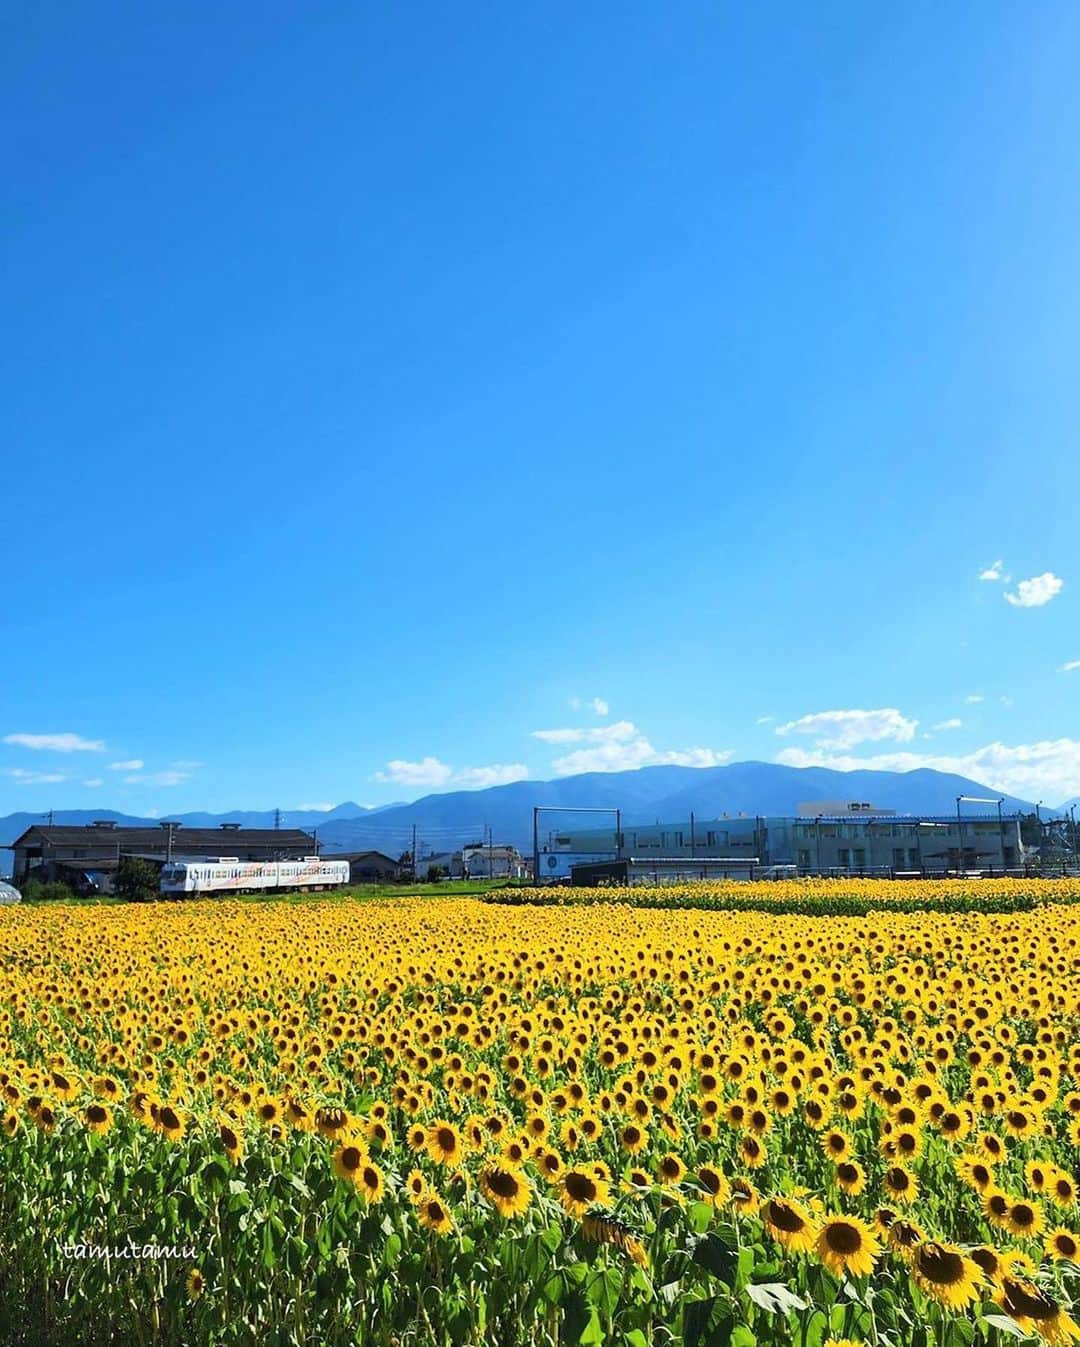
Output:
[[488, 823, 493, 880], [955, 797, 963, 876], [411, 823, 418, 880], [690, 811, 696, 858], [533, 807, 539, 888]]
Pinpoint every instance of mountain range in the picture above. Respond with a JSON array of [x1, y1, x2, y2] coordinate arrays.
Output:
[[0, 761, 1062, 861]]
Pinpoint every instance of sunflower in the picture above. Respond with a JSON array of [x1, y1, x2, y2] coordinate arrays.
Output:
[[481, 1163, 532, 1219], [882, 1164, 918, 1205], [1007, 1199, 1046, 1239], [956, 1153, 995, 1193], [731, 1177, 760, 1216], [405, 1168, 428, 1203], [983, 1187, 1012, 1231], [912, 1242, 983, 1309], [185, 1268, 204, 1301], [815, 1215, 880, 1279], [560, 1167, 610, 1218], [835, 1161, 866, 1196], [761, 1197, 818, 1255], [332, 1142, 368, 1185], [1046, 1229, 1080, 1263], [886, 1218, 926, 1264], [697, 1165, 729, 1207], [426, 1120, 465, 1168], [620, 1123, 648, 1155], [969, 1245, 1004, 1284], [1049, 1171, 1078, 1209], [156, 1104, 185, 1142], [84, 1103, 112, 1135], [822, 1129, 851, 1162], [994, 1277, 1080, 1346], [740, 1134, 767, 1169], [417, 1193, 454, 1235], [580, 1212, 649, 1269], [315, 1106, 351, 1139], [358, 1160, 385, 1205], [656, 1154, 685, 1186]]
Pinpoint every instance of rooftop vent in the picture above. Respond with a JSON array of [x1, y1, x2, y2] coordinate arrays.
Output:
[[159, 820, 183, 830], [220, 822, 242, 830], [91, 820, 118, 829]]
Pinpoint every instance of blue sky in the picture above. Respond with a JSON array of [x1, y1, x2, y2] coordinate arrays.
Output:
[[3, 2, 1079, 816]]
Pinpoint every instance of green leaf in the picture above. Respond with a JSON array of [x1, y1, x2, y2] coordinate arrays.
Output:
[[684, 1296, 722, 1347], [744, 1282, 807, 1315], [622, 1333, 649, 1347], [690, 1232, 738, 1285], [981, 1314, 1028, 1340], [578, 1308, 605, 1346], [731, 1326, 757, 1347]]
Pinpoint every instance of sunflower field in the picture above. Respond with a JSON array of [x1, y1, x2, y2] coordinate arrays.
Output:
[[3, 892, 1080, 1347]]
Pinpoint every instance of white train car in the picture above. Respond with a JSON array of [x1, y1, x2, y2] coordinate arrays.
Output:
[[159, 856, 350, 897]]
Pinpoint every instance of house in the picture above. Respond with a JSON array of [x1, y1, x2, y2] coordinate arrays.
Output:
[[462, 843, 525, 879], [330, 851, 405, 884], [10, 820, 316, 891]]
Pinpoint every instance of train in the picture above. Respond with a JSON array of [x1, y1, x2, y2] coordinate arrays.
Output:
[[159, 856, 350, 897]]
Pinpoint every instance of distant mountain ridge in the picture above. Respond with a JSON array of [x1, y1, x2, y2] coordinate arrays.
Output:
[[0, 761, 1052, 863]]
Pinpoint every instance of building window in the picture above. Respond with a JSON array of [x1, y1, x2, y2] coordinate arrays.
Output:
[[838, 848, 851, 868], [798, 849, 811, 868], [706, 831, 716, 847]]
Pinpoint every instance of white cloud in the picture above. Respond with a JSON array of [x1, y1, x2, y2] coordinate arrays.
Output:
[[775, 708, 918, 751], [531, 720, 637, 747], [83, 778, 105, 788], [3, 732, 105, 753], [375, 757, 454, 787], [454, 763, 529, 788], [979, 560, 1005, 581], [532, 727, 591, 745], [1059, 660, 1080, 674], [590, 698, 609, 717], [374, 758, 527, 790], [123, 770, 191, 787], [5, 768, 66, 785], [932, 719, 963, 731], [532, 719, 729, 776], [1004, 572, 1064, 608], [294, 802, 335, 812], [756, 715, 774, 725], [109, 759, 144, 772], [774, 738, 1080, 804], [965, 694, 984, 704]]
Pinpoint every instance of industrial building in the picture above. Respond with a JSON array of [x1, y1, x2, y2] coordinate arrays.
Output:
[[330, 851, 405, 884], [542, 808, 1024, 881], [9, 820, 316, 893]]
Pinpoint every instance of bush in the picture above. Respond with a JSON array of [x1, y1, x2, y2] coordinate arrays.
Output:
[[20, 877, 77, 903], [113, 856, 161, 903]]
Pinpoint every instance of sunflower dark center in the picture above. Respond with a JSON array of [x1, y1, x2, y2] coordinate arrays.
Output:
[[917, 1244, 964, 1285], [566, 1173, 597, 1201], [824, 1222, 862, 1254], [487, 1169, 521, 1199], [766, 1201, 805, 1233], [436, 1127, 456, 1150], [1002, 1280, 1058, 1321]]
